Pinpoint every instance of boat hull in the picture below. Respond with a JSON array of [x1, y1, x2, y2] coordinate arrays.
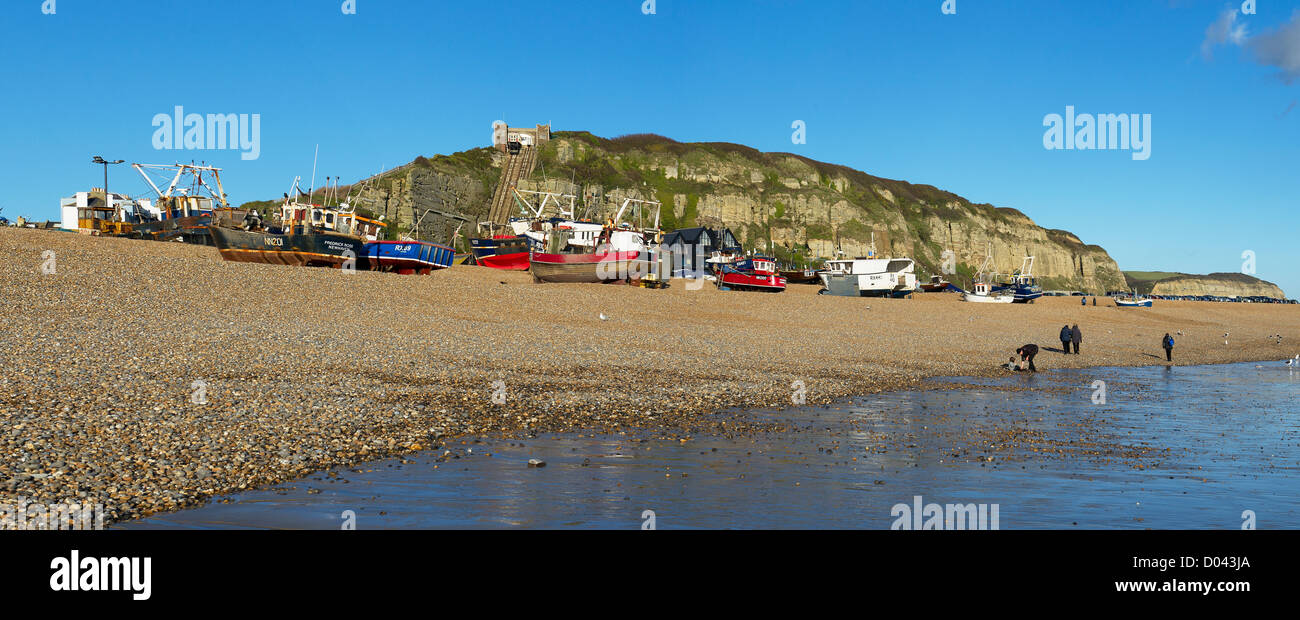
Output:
[[721, 272, 787, 292], [361, 240, 455, 275], [471, 236, 532, 270], [478, 251, 530, 270], [779, 270, 821, 285], [529, 250, 645, 283], [819, 272, 915, 297], [1116, 299, 1153, 308], [962, 293, 1015, 303], [209, 226, 363, 268], [994, 283, 1043, 303]]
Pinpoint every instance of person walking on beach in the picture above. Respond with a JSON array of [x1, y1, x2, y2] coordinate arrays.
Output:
[[1162, 333, 1175, 362], [1059, 325, 1073, 355], [1016, 344, 1039, 372], [1071, 324, 1082, 354]]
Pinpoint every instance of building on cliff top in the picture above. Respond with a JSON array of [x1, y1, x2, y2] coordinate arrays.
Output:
[[492, 122, 551, 152]]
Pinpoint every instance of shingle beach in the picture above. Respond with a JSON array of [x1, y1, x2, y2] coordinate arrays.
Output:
[[3, 227, 1297, 524]]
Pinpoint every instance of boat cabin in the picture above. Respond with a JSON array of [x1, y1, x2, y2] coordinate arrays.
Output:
[[823, 257, 915, 276], [279, 202, 386, 241]]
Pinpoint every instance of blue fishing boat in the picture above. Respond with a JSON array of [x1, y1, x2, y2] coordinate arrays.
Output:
[[361, 240, 455, 275], [993, 256, 1044, 303]]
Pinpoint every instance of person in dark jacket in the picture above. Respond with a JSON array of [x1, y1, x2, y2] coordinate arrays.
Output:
[[1162, 333, 1175, 362], [1059, 325, 1072, 355], [1015, 344, 1039, 372], [1071, 324, 1082, 354]]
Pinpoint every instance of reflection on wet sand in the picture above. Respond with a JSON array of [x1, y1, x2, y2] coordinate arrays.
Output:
[[123, 363, 1300, 530]]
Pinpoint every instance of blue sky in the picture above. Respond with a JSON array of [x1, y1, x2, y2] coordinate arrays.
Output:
[[1, 0, 1298, 294]]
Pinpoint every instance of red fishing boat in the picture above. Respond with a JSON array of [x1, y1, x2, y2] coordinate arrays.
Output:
[[718, 256, 786, 292], [529, 198, 662, 283], [529, 248, 646, 283], [474, 235, 531, 270]]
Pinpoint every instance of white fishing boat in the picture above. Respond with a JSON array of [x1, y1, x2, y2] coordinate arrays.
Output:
[[1115, 296, 1153, 308], [961, 242, 1015, 304], [962, 281, 1015, 303], [816, 235, 918, 298]]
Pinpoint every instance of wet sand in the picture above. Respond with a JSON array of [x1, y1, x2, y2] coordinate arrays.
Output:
[[124, 362, 1300, 529], [3, 227, 1298, 524]]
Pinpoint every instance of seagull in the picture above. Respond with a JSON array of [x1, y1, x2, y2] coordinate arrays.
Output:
[[1286, 355, 1299, 367], [599, 313, 608, 321]]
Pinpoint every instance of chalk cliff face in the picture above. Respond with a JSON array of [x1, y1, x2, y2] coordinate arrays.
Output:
[[1145, 274, 1286, 298], [260, 132, 1129, 293]]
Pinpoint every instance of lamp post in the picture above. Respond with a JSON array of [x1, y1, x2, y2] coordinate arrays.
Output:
[[92, 156, 125, 220]]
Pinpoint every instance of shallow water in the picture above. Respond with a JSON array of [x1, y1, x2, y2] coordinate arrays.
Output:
[[122, 362, 1300, 529]]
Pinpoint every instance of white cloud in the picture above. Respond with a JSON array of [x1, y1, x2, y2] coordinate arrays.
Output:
[[1202, 8, 1248, 59], [1248, 11, 1300, 83]]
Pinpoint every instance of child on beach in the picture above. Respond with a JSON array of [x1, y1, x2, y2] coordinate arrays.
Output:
[[1015, 344, 1039, 372]]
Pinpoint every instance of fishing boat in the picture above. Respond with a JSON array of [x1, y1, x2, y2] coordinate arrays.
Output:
[[960, 243, 1015, 303], [209, 177, 384, 268], [470, 227, 531, 270], [779, 266, 821, 285], [360, 239, 454, 275], [993, 256, 1044, 303], [816, 237, 918, 299], [720, 256, 787, 292], [530, 198, 661, 284], [1115, 293, 1153, 308], [471, 189, 603, 271], [818, 255, 917, 297], [920, 274, 958, 293], [816, 234, 918, 298], [962, 281, 1015, 303]]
